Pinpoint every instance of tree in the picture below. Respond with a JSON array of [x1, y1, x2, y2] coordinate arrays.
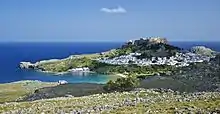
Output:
[[103, 80, 117, 91], [103, 77, 139, 92]]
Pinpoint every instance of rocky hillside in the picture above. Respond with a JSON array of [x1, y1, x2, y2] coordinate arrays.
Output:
[[191, 46, 216, 57], [0, 88, 219, 113], [114, 37, 181, 58]]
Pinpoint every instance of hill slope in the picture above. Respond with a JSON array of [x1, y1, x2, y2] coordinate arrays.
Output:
[[0, 88, 219, 113]]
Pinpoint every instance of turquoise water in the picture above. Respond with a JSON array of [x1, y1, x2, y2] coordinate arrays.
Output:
[[20, 69, 118, 84]]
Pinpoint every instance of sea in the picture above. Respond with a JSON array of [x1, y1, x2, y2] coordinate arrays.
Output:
[[0, 42, 219, 84]]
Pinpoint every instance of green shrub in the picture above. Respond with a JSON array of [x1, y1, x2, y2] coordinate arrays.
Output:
[[103, 77, 139, 92]]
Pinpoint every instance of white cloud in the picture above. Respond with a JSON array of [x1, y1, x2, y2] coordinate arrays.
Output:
[[100, 6, 127, 14]]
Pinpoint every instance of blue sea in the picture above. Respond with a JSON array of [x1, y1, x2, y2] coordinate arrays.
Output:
[[0, 42, 219, 84]]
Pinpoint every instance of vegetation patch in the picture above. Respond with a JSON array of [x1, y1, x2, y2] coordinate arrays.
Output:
[[103, 77, 139, 92], [0, 81, 56, 103]]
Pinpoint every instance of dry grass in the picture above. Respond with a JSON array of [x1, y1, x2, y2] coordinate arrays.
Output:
[[0, 81, 57, 103]]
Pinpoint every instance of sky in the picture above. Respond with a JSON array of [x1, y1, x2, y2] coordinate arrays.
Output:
[[0, 0, 220, 42]]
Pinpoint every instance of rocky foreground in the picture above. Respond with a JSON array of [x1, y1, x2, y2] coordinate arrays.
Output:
[[0, 88, 220, 114]]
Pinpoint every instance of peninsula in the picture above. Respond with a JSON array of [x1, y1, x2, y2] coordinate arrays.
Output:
[[20, 37, 217, 78]]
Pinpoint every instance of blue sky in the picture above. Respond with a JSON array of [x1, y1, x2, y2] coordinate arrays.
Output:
[[0, 0, 220, 42]]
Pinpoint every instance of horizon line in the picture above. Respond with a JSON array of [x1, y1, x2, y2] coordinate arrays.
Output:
[[1, 40, 220, 43]]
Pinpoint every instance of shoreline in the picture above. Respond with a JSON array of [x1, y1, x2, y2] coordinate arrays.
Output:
[[22, 64, 126, 78], [114, 73, 127, 78], [37, 69, 96, 76], [0, 72, 125, 84], [0, 80, 59, 85]]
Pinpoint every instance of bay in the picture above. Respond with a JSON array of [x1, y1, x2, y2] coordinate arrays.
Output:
[[0, 41, 219, 83]]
